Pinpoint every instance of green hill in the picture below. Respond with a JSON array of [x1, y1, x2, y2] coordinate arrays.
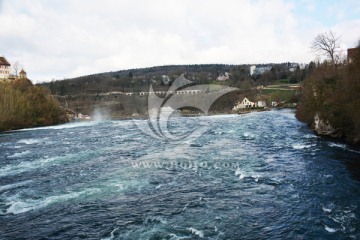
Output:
[[38, 63, 307, 118]]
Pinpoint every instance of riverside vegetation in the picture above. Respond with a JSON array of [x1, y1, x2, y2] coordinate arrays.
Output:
[[0, 78, 67, 131], [296, 44, 360, 146]]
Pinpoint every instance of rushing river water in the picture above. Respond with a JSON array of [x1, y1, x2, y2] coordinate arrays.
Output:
[[1, 109, 360, 239]]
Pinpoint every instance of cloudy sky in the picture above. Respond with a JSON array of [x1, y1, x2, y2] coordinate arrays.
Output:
[[0, 0, 359, 82]]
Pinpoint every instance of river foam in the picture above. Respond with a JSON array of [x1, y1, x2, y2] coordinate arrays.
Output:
[[5, 188, 100, 214]]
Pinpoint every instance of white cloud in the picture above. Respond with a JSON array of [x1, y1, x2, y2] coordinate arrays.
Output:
[[333, 19, 360, 49], [0, 0, 359, 82]]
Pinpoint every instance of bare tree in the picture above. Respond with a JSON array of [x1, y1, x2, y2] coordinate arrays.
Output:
[[311, 31, 341, 63], [12, 61, 19, 76]]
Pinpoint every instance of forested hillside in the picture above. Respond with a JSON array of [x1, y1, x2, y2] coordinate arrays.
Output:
[[40, 63, 307, 96], [0, 79, 68, 131], [38, 63, 307, 117]]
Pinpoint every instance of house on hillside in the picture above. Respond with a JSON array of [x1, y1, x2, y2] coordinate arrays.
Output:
[[0, 56, 11, 80], [233, 97, 268, 111], [233, 97, 256, 110], [161, 75, 170, 84], [217, 72, 230, 81]]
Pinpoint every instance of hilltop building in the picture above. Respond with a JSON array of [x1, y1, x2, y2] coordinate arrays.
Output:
[[19, 69, 27, 79], [0, 56, 29, 82], [0, 56, 11, 80]]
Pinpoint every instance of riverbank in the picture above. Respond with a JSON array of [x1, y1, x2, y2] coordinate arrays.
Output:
[[296, 47, 360, 148], [312, 119, 360, 148]]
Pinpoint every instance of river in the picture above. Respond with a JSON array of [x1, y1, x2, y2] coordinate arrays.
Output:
[[1, 109, 359, 239]]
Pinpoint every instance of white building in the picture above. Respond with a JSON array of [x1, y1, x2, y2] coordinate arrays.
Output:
[[249, 65, 256, 76], [77, 113, 91, 121], [254, 66, 272, 75], [257, 101, 266, 108], [0, 56, 11, 80], [161, 75, 170, 84], [217, 72, 230, 81], [233, 97, 256, 110], [271, 101, 279, 107], [250, 65, 272, 76]]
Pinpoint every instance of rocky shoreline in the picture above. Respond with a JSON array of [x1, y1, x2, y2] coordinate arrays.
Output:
[[313, 113, 360, 147]]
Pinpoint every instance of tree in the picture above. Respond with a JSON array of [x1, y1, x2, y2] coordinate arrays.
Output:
[[311, 31, 341, 63], [308, 61, 316, 70], [0, 79, 67, 131], [12, 61, 20, 76], [59, 83, 66, 96]]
